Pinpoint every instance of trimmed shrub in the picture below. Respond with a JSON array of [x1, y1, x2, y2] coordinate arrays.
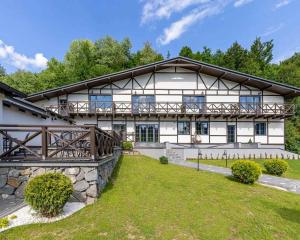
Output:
[[0, 218, 9, 228], [122, 141, 133, 151], [25, 172, 73, 217], [231, 160, 262, 184], [264, 159, 288, 176], [159, 156, 168, 164]]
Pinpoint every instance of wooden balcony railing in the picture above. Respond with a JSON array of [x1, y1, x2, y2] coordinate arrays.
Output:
[[46, 101, 295, 118], [0, 125, 121, 162]]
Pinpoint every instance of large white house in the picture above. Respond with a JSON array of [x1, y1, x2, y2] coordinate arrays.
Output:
[[25, 57, 300, 150]]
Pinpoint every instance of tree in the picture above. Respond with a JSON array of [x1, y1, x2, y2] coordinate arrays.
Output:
[[0, 64, 5, 77], [94, 36, 132, 71], [223, 42, 248, 72], [249, 38, 273, 72], [38, 58, 70, 90], [179, 46, 193, 58], [1, 70, 40, 94], [131, 42, 163, 66], [64, 40, 96, 83]]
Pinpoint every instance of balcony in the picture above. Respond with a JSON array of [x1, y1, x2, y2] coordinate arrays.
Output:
[[0, 125, 121, 162], [46, 101, 295, 119]]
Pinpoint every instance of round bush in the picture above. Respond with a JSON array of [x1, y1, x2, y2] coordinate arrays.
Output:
[[122, 141, 133, 150], [264, 159, 288, 176], [159, 156, 168, 164], [25, 172, 73, 217], [231, 160, 262, 184]]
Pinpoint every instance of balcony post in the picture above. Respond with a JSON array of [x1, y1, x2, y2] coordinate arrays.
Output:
[[90, 126, 96, 161], [41, 126, 48, 160]]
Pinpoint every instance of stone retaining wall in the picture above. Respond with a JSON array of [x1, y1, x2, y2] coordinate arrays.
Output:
[[0, 148, 121, 205]]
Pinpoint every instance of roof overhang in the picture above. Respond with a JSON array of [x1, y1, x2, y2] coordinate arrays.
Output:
[[26, 57, 300, 102], [3, 97, 73, 122], [0, 82, 27, 98]]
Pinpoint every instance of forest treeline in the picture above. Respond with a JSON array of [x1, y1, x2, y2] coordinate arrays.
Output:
[[0, 36, 299, 152]]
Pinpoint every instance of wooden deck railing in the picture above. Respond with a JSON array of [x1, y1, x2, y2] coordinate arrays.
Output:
[[46, 101, 295, 118], [0, 125, 121, 162]]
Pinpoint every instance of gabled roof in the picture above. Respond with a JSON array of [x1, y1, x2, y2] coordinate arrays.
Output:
[[0, 81, 27, 98], [3, 96, 73, 122], [26, 56, 300, 101]]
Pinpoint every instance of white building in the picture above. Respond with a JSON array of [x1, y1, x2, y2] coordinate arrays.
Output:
[[25, 57, 300, 150], [0, 81, 72, 153]]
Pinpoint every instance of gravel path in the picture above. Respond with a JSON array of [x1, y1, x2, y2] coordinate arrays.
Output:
[[0, 202, 85, 232], [174, 160, 300, 194]]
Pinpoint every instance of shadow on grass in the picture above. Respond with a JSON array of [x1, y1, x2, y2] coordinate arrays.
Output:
[[101, 155, 124, 194], [276, 207, 300, 224], [261, 200, 300, 224]]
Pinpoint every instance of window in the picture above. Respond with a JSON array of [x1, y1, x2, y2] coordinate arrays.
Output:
[[183, 96, 205, 107], [196, 122, 208, 135], [255, 122, 266, 135], [240, 96, 261, 111], [132, 95, 155, 113], [90, 95, 112, 108], [178, 121, 190, 135]]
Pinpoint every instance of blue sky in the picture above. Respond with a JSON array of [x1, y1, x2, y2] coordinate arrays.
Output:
[[0, 0, 299, 73]]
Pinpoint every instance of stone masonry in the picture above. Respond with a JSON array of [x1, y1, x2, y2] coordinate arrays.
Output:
[[0, 148, 121, 205]]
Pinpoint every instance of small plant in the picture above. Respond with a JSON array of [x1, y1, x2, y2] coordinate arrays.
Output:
[[0, 218, 9, 228], [9, 215, 17, 220], [264, 159, 288, 176], [248, 138, 253, 144], [122, 141, 133, 151], [231, 160, 262, 184], [159, 156, 168, 164], [25, 172, 73, 217]]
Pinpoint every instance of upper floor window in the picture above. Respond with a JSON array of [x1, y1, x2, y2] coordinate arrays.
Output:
[[196, 122, 209, 135], [240, 96, 261, 111], [132, 95, 155, 113], [183, 96, 205, 112], [178, 121, 190, 135], [255, 122, 266, 135], [183, 96, 205, 104], [90, 95, 112, 108]]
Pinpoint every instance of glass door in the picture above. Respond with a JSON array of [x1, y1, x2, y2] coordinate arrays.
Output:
[[227, 125, 236, 143], [135, 124, 158, 143]]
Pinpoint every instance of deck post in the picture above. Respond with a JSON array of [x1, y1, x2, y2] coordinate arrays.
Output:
[[41, 126, 48, 160], [90, 126, 96, 161]]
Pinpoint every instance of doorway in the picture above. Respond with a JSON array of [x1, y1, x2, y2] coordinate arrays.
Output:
[[135, 124, 158, 143], [227, 125, 236, 143]]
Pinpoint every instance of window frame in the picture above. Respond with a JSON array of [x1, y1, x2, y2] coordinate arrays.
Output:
[[177, 121, 191, 135], [89, 95, 113, 108], [239, 95, 261, 111], [255, 122, 267, 136], [195, 121, 209, 135]]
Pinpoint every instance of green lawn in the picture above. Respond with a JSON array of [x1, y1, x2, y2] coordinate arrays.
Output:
[[189, 159, 300, 180], [2, 155, 300, 240]]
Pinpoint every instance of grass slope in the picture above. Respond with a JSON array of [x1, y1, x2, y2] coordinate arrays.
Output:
[[189, 159, 300, 180], [1, 155, 300, 240]]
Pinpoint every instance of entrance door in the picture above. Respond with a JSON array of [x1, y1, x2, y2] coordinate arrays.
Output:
[[135, 124, 158, 143], [227, 125, 236, 143]]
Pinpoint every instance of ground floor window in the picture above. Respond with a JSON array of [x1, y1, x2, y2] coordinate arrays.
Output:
[[135, 124, 158, 143], [195, 122, 208, 135], [255, 122, 266, 135], [178, 121, 190, 135]]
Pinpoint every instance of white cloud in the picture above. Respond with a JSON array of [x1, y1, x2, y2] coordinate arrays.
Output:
[[234, 0, 254, 7], [275, 0, 291, 9], [0, 40, 48, 70], [261, 23, 284, 37], [157, 1, 228, 45], [141, 0, 210, 24]]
